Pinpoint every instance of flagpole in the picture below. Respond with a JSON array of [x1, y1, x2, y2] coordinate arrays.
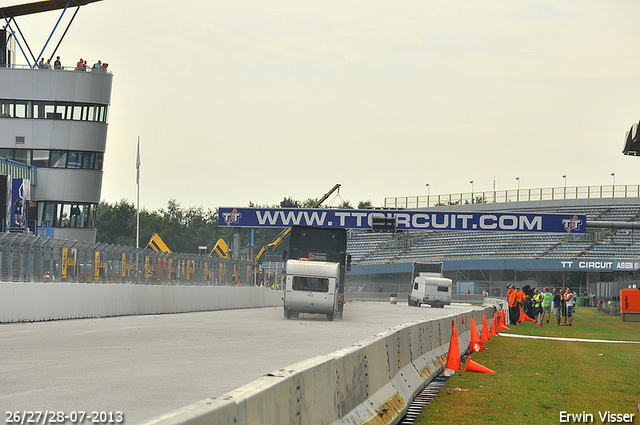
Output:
[[136, 137, 141, 283], [136, 136, 140, 249]]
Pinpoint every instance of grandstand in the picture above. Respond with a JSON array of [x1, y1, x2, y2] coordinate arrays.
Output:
[[346, 192, 640, 298]]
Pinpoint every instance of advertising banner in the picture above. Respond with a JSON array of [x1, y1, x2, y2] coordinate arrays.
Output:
[[11, 178, 30, 228], [218, 207, 586, 234]]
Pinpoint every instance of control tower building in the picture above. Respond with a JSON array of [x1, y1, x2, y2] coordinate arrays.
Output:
[[0, 0, 112, 242]]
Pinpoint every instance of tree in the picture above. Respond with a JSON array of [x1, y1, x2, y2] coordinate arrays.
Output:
[[279, 197, 301, 208], [339, 200, 354, 209], [358, 200, 372, 209], [158, 199, 218, 253], [96, 199, 136, 246]]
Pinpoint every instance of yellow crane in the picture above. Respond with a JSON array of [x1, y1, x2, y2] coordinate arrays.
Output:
[[254, 184, 341, 270]]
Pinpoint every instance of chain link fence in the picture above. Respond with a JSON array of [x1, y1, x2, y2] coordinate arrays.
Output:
[[0, 233, 254, 285], [596, 280, 639, 300]]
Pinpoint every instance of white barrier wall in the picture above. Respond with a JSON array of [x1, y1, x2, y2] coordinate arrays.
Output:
[[139, 307, 494, 425], [0, 283, 283, 323]]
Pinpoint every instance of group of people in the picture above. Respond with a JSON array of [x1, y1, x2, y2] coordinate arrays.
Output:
[[75, 58, 109, 72], [36, 56, 109, 72], [507, 284, 578, 327], [37, 56, 61, 70]]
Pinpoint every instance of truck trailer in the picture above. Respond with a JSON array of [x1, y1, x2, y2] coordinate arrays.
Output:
[[283, 225, 351, 319]]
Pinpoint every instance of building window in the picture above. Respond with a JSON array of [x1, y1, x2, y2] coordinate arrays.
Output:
[[0, 148, 14, 160], [32, 150, 50, 167], [81, 152, 93, 169], [14, 101, 31, 118], [93, 153, 104, 170], [67, 151, 82, 168], [50, 150, 67, 168], [0, 148, 103, 170], [40, 201, 98, 229], [0, 98, 108, 123], [13, 149, 29, 165], [0, 100, 12, 118]]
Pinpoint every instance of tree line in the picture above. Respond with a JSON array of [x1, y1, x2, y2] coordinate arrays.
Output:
[[96, 197, 372, 256]]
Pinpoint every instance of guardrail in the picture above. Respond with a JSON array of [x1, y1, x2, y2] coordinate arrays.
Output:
[[139, 307, 494, 425], [385, 184, 640, 208], [0, 283, 282, 322]]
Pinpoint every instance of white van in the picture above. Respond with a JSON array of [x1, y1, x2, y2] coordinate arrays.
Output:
[[284, 259, 340, 321], [408, 276, 452, 308]]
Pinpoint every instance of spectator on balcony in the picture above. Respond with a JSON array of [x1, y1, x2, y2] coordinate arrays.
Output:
[[75, 58, 85, 71], [54, 56, 62, 70], [44, 59, 52, 70], [92, 60, 102, 72], [38, 58, 46, 69]]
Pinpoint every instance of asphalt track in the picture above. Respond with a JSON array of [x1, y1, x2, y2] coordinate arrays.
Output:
[[1, 302, 480, 424]]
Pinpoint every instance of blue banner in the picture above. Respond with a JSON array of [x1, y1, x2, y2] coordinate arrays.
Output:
[[11, 178, 30, 228], [218, 207, 586, 234]]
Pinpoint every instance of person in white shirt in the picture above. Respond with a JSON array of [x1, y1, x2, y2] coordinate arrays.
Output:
[[564, 288, 577, 326]]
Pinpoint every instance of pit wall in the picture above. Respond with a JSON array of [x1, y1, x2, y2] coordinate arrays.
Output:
[[140, 307, 494, 425], [0, 283, 283, 323]]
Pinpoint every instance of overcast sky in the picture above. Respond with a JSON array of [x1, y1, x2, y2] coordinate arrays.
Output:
[[7, 0, 640, 211]]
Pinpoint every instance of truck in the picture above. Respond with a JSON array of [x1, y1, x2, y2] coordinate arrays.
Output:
[[283, 225, 351, 320], [407, 261, 452, 308]]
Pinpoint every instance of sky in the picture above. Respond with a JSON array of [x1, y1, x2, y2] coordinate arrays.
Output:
[[5, 0, 640, 211]]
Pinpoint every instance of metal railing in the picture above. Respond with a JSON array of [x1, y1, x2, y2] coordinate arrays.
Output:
[[1, 63, 112, 74], [0, 158, 37, 185], [384, 184, 640, 209], [0, 232, 253, 285]]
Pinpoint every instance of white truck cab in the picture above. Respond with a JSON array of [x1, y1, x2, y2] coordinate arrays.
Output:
[[284, 259, 340, 321]]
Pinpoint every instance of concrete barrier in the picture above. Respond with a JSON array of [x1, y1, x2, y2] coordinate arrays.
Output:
[[139, 306, 495, 425], [0, 283, 283, 323]]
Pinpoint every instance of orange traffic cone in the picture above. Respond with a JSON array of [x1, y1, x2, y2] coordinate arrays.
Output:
[[490, 312, 499, 336], [445, 320, 461, 373], [499, 323, 511, 331], [481, 314, 490, 343], [518, 306, 536, 323], [464, 356, 496, 374], [469, 317, 483, 352], [499, 309, 511, 331]]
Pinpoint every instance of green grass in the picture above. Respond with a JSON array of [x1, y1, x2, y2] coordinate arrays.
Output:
[[416, 308, 640, 425]]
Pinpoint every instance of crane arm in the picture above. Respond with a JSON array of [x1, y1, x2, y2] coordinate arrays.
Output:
[[254, 184, 341, 267]]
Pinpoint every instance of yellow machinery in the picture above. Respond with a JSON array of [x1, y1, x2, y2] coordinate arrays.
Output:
[[254, 184, 341, 271]]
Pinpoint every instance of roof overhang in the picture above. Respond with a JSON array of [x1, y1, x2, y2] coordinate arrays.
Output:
[[0, 0, 102, 19]]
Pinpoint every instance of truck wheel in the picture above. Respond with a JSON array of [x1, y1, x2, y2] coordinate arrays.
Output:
[[408, 299, 413, 306], [416, 301, 421, 307], [327, 313, 334, 321]]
